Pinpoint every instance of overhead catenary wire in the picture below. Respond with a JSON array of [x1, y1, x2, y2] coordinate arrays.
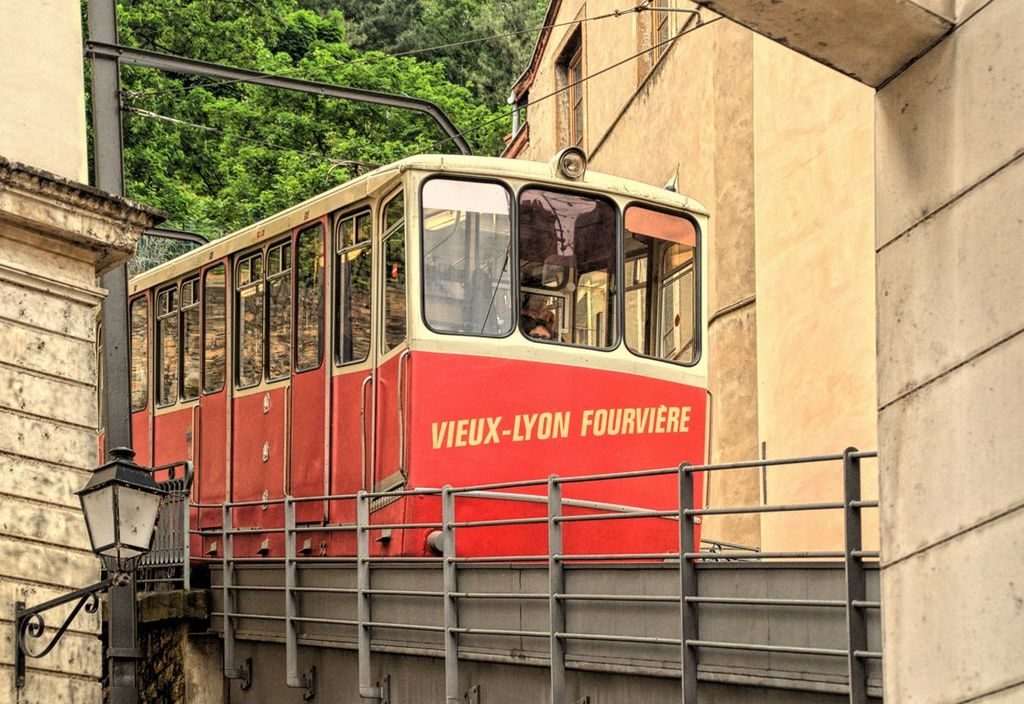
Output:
[[122, 104, 380, 171], [412, 15, 723, 156], [124, 13, 721, 170], [125, 0, 661, 101]]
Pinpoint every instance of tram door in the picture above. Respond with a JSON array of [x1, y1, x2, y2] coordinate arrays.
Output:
[[152, 280, 199, 471], [231, 240, 291, 552], [374, 190, 409, 494], [288, 219, 329, 524], [329, 207, 375, 539], [197, 260, 229, 540]]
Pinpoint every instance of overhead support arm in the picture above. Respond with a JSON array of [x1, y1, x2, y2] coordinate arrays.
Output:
[[145, 227, 208, 246], [84, 41, 473, 156]]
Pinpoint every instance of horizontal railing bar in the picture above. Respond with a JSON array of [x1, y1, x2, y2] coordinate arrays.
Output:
[[557, 593, 678, 603], [291, 616, 358, 626], [290, 524, 356, 534], [851, 600, 881, 609], [449, 555, 548, 564], [684, 551, 844, 560], [356, 522, 443, 531], [554, 510, 679, 523], [687, 640, 847, 657], [852, 550, 880, 558], [854, 650, 883, 659], [451, 516, 550, 528], [850, 500, 879, 509], [360, 557, 444, 564], [452, 592, 548, 600], [449, 626, 548, 638], [685, 596, 846, 608], [684, 453, 850, 474], [687, 502, 844, 516], [364, 621, 445, 633], [553, 553, 679, 561], [211, 611, 287, 622], [557, 632, 681, 646]]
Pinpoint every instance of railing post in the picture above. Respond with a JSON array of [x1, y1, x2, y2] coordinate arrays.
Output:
[[181, 462, 192, 590], [548, 476, 565, 704], [285, 497, 301, 688], [843, 448, 868, 703], [679, 462, 698, 704], [357, 491, 383, 700], [221, 504, 240, 680], [442, 486, 463, 704]]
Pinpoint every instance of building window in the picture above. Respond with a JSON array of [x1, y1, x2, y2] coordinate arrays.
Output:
[[651, 0, 671, 63], [557, 30, 584, 149]]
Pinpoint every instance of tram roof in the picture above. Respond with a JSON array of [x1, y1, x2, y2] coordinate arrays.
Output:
[[130, 154, 708, 292]]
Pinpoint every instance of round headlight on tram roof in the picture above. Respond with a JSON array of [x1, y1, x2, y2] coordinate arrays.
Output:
[[552, 147, 588, 180]]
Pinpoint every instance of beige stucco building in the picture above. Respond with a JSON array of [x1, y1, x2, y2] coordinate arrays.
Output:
[[509, 1, 878, 553]]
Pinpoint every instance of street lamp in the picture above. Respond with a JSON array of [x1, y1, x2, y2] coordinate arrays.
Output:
[[78, 446, 165, 567], [13, 447, 164, 693]]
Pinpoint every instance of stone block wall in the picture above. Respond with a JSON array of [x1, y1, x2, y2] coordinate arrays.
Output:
[[0, 159, 159, 703]]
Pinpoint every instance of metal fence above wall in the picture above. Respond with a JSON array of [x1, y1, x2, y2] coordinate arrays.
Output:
[[152, 450, 881, 703]]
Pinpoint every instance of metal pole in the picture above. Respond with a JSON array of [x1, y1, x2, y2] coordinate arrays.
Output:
[[843, 448, 869, 704], [285, 498, 300, 688], [548, 477, 565, 704], [87, 3, 137, 695], [442, 487, 462, 704], [679, 463, 698, 704]]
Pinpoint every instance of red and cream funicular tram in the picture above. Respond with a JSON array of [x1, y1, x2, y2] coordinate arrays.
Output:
[[126, 149, 709, 562]]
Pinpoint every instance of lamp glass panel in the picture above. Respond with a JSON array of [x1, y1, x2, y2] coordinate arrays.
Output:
[[117, 487, 162, 553], [81, 485, 116, 553]]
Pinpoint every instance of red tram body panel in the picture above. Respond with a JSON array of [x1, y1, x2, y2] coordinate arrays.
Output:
[[121, 154, 711, 563]]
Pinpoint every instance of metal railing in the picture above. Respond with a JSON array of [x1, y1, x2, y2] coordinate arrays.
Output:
[[176, 449, 879, 703], [137, 460, 193, 591]]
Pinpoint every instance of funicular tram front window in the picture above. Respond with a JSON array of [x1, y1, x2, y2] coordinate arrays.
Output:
[[422, 178, 513, 336], [518, 188, 617, 347], [624, 205, 698, 364]]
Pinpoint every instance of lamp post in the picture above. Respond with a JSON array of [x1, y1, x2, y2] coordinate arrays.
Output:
[[13, 447, 164, 702]]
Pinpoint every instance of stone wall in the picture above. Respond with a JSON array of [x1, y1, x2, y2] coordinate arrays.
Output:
[[0, 159, 159, 703]]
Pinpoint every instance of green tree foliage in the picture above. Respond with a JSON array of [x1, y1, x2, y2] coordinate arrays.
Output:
[[113, 0, 516, 267], [306, 0, 550, 106]]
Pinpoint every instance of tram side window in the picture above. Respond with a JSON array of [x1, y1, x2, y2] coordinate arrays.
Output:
[[422, 179, 513, 336], [156, 285, 179, 406], [623, 205, 698, 364], [203, 264, 227, 394], [129, 296, 148, 412], [335, 211, 372, 365], [181, 277, 201, 401], [295, 224, 324, 372], [382, 192, 406, 353], [266, 241, 293, 381], [236, 252, 265, 388], [518, 188, 617, 347]]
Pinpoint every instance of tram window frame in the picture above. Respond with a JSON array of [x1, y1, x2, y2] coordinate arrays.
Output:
[[381, 190, 407, 354], [265, 239, 293, 382], [334, 208, 373, 367], [155, 284, 180, 407], [419, 175, 515, 339], [235, 250, 265, 390], [202, 263, 227, 395], [517, 185, 620, 351], [180, 276, 201, 402], [622, 202, 701, 367], [295, 222, 326, 373], [129, 295, 149, 412]]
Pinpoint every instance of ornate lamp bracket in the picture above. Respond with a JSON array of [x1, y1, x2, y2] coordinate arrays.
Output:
[[13, 576, 119, 688]]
